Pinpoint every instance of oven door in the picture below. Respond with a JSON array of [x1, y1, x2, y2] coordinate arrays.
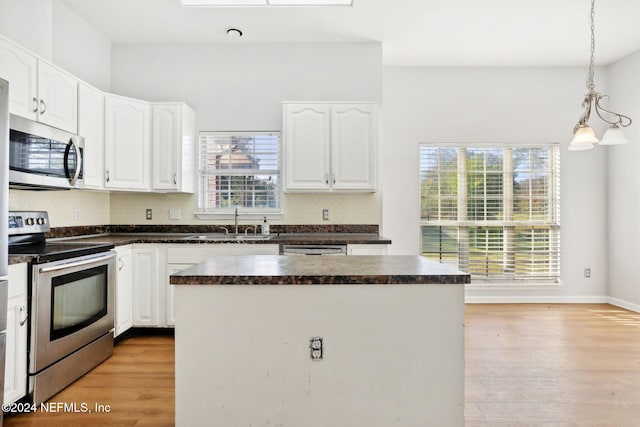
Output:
[[30, 251, 115, 374]]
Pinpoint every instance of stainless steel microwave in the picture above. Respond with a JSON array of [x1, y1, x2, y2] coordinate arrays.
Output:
[[9, 115, 84, 190]]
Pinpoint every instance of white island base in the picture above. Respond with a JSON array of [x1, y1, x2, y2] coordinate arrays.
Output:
[[174, 283, 464, 427]]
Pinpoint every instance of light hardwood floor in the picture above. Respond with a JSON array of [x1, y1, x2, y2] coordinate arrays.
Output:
[[4, 304, 640, 426], [465, 303, 640, 426], [4, 333, 175, 427]]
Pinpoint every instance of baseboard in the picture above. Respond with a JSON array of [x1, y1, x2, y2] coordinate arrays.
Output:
[[607, 297, 640, 313], [465, 295, 609, 304]]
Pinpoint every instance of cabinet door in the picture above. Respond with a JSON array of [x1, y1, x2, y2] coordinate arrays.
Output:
[[5, 264, 28, 405], [0, 38, 37, 121], [37, 61, 78, 133], [331, 104, 377, 191], [283, 103, 331, 191], [115, 248, 133, 337], [152, 104, 181, 191], [78, 82, 105, 190], [105, 96, 151, 191], [132, 248, 159, 326]]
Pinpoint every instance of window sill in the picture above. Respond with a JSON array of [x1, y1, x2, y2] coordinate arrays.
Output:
[[465, 281, 563, 290]]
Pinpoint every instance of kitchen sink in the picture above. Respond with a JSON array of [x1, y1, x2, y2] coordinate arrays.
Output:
[[181, 234, 273, 241]]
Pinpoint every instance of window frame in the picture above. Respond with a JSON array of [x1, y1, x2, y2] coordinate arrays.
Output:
[[419, 143, 561, 284], [196, 131, 282, 216]]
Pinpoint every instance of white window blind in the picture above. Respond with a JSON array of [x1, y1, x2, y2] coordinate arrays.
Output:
[[420, 145, 560, 283], [198, 132, 280, 211]]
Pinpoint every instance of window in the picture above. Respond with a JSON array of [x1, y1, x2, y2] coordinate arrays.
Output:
[[420, 144, 560, 283], [198, 132, 280, 212]]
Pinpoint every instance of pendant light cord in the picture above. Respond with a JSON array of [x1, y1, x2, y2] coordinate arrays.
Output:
[[586, 0, 596, 91]]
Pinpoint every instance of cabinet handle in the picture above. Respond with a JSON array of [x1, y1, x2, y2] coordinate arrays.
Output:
[[332, 173, 336, 184], [32, 97, 39, 113], [106, 170, 110, 182], [19, 306, 28, 326], [325, 173, 329, 184], [173, 173, 177, 185], [119, 257, 124, 271], [39, 99, 47, 115]]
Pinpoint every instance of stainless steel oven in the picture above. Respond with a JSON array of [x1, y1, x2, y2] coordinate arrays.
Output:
[[29, 251, 115, 404], [8, 211, 115, 405]]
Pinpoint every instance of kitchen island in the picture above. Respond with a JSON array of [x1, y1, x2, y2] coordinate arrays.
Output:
[[170, 255, 470, 427]]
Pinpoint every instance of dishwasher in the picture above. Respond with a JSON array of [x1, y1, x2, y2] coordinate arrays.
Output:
[[280, 244, 347, 256]]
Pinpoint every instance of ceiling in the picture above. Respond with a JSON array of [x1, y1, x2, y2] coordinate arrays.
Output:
[[61, 0, 640, 67]]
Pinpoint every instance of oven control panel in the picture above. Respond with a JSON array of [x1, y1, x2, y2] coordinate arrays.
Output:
[[8, 211, 50, 235]]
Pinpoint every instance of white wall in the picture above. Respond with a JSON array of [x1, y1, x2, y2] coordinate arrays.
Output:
[[382, 67, 609, 300], [109, 42, 382, 225], [52, 0, 111, 92], [0, 0, 53, 60], [606, 51, 640, 311]]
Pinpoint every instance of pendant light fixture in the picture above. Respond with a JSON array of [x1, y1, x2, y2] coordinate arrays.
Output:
[[569, 0, 632, 151]]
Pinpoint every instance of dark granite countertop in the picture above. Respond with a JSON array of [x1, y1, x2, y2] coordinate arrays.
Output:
[[9, 232, 391, 265], [49, 232, 392, 246], [170, 255, 470, 285]]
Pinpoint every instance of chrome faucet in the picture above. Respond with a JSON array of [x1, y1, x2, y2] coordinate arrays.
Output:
[[234, 207, 239, 235]]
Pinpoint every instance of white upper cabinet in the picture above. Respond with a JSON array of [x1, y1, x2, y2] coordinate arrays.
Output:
[[283, 104, 332, 191], [0, 37, 37, 121], [0, 37, 78, 133], [105, 94, 152, 191], [331, 104, 377, 191], [78, 82, 105, 190], [36, 61, 78, 133], [152, 103, 195, 193], [283, 102, 377, 192]]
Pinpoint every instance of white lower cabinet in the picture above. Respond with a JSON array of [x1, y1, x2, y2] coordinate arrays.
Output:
[[347, 244, 388, 255], [132, 246, 164, 327], [115, 246, 133, 337], [4, 263, 28, 405]]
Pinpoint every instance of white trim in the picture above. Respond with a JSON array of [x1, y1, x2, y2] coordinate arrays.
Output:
[[464, 294, 608, 304], [607, 297, 640, 313]]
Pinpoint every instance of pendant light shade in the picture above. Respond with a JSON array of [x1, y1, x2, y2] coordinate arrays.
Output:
[[569, 0, 632, 151], [598, 125, 629, 145], [569, 125, 597, 151]]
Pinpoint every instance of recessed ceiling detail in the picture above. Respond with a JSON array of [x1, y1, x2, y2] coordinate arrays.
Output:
[[180, 0, 352, 6]]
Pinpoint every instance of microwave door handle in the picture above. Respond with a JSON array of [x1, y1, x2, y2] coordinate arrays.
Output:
[[39, 253, 116, 274], [64, 137, 82, 186]]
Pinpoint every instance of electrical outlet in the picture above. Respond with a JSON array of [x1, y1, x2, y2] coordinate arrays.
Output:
[[309, 337, 323, 361], [322, 209, 329, 221], [584, 268, 591, 278], [146, 209, 153, 220], [74, 208, 80, 220]]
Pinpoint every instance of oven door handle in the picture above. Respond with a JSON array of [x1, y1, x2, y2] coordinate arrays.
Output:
[[39, 252, 115, 273]]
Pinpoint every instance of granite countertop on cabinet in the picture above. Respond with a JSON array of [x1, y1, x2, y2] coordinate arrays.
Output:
[[170, 255, 470, 285], [51, 232, 392, 246]]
